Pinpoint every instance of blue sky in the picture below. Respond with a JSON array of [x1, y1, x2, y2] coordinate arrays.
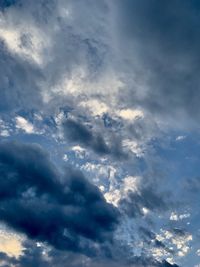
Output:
[[0, 1, 200, 266]]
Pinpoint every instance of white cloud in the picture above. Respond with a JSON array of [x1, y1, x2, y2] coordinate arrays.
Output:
[[104, 175, 141, 207], [0, 226, 24, 258], [15, 116, 34, 134], [99, 185, 105, 192], [104, 189, 121, 207], [63, 154, 68, 161], [81, 162, 114, 183], [170, 212, 190, 221], [176, 135, 186, 141], [79, 99, 109, 116], [156, 229, 192, 258], [71, 145, 87, 159], [51, 67, 123, 101], [122, 139, 144, 157], [118, 108, 144, 121], [123, 176, 140, 195], [0, 119, 11, 137], [0, 26, 49, 65]]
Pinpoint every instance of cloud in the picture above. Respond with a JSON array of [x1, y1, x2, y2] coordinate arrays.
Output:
[[0, 141, 119, 255], [63, 118, 109, 154], [0, 239, 180, 267], [15, 116, 34, 134], [0, 0, 17, 9], [156, 228, 193, 259], [114, 0, 200, 128], [0, 228, 24, 258], [170, 212, 190, 221], [62, 118, 127, 159], [118, 109, 144, 121], [0, 42, 43, 113], [104, 176, 140, 207], [0, 0, 198, 265], [2, 0, 200, 131], [119, 184, 167, 218], [0, 0, 113, 114]]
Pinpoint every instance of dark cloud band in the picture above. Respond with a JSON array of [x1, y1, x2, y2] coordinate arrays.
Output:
[[0, 141, 119, 255]]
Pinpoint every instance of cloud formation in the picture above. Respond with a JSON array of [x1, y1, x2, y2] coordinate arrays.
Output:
[[0, 141, 118, 255], [0, 239, 179, 267], [115, 0, 200, 127], [1, 0, 200, 266], [63, 118, 127, 159]]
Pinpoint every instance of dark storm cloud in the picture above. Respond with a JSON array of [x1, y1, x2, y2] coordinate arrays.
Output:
[[0, 0, 193, 265], [63, 118, 127, 159], [161, 261, 179, 267], [116, 0, 200, 125], [0, 241, 179, 267], [0, 252, 18, 267], [129, 258, 179, 267], [0, 141, 118, 255], [0, 0, 16, 9]]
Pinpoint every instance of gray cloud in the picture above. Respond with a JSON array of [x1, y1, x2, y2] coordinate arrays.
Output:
[[119, 184, 167, 218], [0, 43, 43, 112], [62, 118, 128, 159], [0, 0, 17, 9], [114, 0, 200, 128], [0, 241, 179, 267], [0, 0, 197, 265]]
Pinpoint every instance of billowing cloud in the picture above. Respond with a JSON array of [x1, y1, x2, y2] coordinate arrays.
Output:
[[0, 141, 118, 255], [0, 0, 200, 266]]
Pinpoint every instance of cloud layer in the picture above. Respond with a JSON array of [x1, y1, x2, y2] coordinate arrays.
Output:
[[1, 0, 200, 266]]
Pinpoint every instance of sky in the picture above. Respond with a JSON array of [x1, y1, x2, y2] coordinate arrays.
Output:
[[0, 0, 200, 266]]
